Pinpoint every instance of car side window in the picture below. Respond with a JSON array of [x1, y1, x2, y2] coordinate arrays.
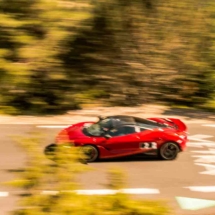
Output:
[[123, 126, 136, 134], [107, 125, 139, 137]]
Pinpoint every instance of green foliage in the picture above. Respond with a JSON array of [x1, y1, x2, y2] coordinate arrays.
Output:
[[1, 0, 215, 113], [6, 133, 170, 215], [60, 0, 215, 107], [0, 0, 91, 114]]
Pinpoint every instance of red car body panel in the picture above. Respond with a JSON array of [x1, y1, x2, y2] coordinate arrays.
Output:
[[54, 116, 188, 160]]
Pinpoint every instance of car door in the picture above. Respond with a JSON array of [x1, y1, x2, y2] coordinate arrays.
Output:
[[137, 128, 160, 152], [104, 125, 141, 156]]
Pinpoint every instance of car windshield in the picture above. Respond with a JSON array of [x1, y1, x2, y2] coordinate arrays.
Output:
[[84, 123, 102, 136], [84, 117, 135, 137], [84, 118, 114, 137]]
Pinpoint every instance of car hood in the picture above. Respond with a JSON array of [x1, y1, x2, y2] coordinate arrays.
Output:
[[56, 122, 94, 143]]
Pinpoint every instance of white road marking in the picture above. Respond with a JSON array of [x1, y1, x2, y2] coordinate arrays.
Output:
[[0, 188, 160, 197], [185, 186, 215, 192], [189, 134, 215, 174], [176, 196, 215, 210], [193, 155, 215, 163], [41, 188, 160, 195], [119, 188, 159, 194], [195, 163, 215, 175], [187, 135, 215, 148], [187, 142, 215, 148], [75, 189, 117, 195], [202, 124, 215, 127], [36, 125, 70, 128], [188, 134, 214, 142], [191, 149, 215, 154], [0, 192, 8, 197]]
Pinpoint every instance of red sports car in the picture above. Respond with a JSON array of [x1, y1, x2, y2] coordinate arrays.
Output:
[[44, 115, 188, 162]]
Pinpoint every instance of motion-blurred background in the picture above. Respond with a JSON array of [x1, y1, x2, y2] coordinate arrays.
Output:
[[0, 0, 215, 115]]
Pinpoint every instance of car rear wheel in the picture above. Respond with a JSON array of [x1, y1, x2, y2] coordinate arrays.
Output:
[[158, 142, 179, 160], [81, 145, 99, 162]]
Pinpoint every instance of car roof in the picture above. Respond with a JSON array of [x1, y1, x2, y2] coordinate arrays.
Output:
[[106, 115, 136, 125], [104, 115, 168, 129]]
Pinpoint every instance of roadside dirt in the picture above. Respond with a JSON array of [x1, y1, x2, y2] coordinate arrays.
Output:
[[0, 105, 214, 124]]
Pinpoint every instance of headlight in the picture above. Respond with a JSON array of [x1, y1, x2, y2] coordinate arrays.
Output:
[[179, 135, 186, 139], [177, 140, 183, 144]]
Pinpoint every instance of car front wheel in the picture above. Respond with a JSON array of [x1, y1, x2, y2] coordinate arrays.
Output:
[[158, 142, 179, 160], [81, 145, 99, 162], [44, 143, 57, 160]]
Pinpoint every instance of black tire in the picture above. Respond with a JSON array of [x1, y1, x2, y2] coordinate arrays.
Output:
[[158, 142, 179, 160], [44, 144, 57, 160], [80, 145, 99, 162], [44, 144, 89, 164]]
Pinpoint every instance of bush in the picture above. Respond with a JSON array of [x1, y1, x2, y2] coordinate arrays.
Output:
[[6, 133, 170, 215]]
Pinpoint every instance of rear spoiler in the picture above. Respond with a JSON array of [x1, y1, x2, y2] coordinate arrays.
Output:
[[148, 118, 187, 132], [165, 118, 187, 132]]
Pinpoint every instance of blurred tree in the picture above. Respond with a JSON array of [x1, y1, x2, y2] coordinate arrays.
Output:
[[160, 0, 215, 106], [0, 0, 215, 113], [60, 0, 215, 107], [0, 0, 92, 114]]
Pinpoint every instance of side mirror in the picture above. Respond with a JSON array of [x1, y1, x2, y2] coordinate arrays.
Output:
[[103, 134, 111, 139]]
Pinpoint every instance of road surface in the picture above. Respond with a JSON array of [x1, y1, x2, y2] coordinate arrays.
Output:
[[0, 120, 215, 215]]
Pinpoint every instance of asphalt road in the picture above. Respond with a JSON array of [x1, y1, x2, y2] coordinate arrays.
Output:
[[1, 121, 215, 215]]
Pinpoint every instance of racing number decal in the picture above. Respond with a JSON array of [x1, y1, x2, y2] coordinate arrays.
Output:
[[140, 142, 157, 149]]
